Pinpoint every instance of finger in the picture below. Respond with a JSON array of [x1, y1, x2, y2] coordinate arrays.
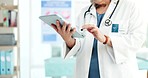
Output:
[[90, 28, 98, 33], [56, 20, 61, 31], [87, 26, 95, 31], [82, 24, 94, 30], [62, 22, 67, 31], [86, 26, 97, 33], [67, 24, 71, 32], [71, 28, 76, 35], [51, 23, 58, 32]]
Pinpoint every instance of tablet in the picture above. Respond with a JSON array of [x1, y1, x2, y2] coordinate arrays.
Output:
[[39, 14, 85, 38]]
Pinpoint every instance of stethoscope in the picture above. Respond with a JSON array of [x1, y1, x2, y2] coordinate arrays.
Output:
[[84, 0, 120, 26]]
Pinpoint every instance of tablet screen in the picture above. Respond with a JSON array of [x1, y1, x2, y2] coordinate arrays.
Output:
[[39, 14, 68, 26]]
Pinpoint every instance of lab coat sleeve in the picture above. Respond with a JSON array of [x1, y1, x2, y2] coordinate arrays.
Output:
[[107, 2, 147, 64], [63, 10, 85, 59], [63, 38, 81, 59]]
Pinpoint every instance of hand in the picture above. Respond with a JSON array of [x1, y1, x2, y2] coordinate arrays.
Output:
[[50, 20, 76, 48], [82, 24, 106, 43]]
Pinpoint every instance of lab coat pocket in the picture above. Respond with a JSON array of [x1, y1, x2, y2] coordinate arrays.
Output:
[[118, 21, 128, 34]]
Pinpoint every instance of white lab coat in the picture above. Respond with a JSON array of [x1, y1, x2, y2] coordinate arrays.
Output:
[[63, 0, 146, 78]]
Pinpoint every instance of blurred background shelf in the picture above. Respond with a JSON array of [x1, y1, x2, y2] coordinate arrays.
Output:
[[0, 5, 18, 10], [0, 74, 16, 78], [0, 26, 17, 28], [0, 0, 20, 78], [0, 66, 17, 78], [0, 45, 18, 50]]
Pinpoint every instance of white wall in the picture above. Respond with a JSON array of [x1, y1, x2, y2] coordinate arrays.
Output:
[[19, 0, 31, 78]]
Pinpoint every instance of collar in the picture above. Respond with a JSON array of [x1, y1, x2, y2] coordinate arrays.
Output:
[[89, 0, 119, 17]]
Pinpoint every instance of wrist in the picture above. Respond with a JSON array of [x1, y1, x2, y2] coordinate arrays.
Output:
[[103, 35, 112, 46], [66, 38, 76, 49], [103, 35, 108, 44]]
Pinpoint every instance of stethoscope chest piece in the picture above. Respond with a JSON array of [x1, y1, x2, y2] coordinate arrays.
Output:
[[105, 19, 112, 26]]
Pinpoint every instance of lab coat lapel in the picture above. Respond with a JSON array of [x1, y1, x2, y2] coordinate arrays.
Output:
[[89, 5, 97, 18], [101, 0, 119, 27], [88, 5, 97, 25]]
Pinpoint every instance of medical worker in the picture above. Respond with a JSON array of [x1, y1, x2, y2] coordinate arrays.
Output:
[[51, 0, 146, 78]]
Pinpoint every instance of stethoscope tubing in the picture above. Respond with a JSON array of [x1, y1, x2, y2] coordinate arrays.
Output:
[[109, 0, 119, 19], [84, 0, 120, 26], [84, 4, 93, 19]]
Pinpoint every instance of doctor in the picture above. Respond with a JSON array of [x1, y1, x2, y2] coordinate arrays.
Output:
[[51, 0, 146, 78]]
